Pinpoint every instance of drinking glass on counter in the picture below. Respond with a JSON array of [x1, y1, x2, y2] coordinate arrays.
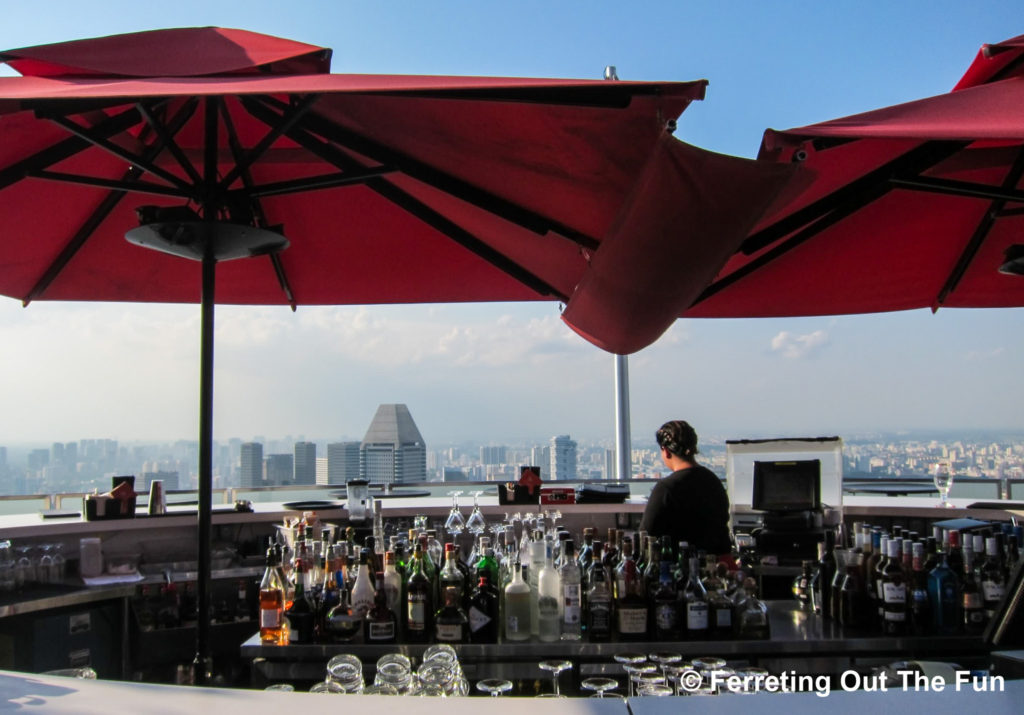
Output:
[[476, 678, 513, 697], [326, 654, 364, 693], [581, 677, 619, 698], [933, 462, 954, 507], [538, 659, 572, 697]]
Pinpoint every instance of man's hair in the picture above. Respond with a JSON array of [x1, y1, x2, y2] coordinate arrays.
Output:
[[656, 420, 698, 458]]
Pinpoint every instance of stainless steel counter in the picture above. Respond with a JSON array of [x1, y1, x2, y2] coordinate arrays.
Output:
[[0, 582, 137, 619]]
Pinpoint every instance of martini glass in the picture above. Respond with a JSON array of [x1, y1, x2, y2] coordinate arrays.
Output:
[[933, 462, 954, 507], [444, 491, 466, 537], [477, 678, 514, 697], [612, 652, 648, 698], [538, 659, 572, 697], [581, 677, 619, 698], [466, 491, 487, 536]]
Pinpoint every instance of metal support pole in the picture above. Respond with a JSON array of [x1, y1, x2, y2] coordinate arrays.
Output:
[[194, 249, 215, 685], [614, 354, 632, 481]]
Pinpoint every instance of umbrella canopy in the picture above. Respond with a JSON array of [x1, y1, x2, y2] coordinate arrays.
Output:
[[0, 27, 799, 679], [684, 35, 1024, 318]]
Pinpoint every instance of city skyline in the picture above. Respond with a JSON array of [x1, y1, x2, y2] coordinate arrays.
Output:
[[0, 4, 1021, 448]]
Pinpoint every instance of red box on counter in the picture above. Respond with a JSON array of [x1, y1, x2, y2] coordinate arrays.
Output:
[[540, 488, 575, 505]]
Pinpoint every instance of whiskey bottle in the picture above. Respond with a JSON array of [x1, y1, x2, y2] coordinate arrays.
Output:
[[435, 585, 468, 644], [880, 538, 908, 636], [259, 543, 287, 645], [406, 543, 433, 643], [364, 572, 397, 644]]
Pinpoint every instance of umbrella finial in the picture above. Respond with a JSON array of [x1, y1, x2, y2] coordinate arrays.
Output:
[[603, 65, 619, 81]]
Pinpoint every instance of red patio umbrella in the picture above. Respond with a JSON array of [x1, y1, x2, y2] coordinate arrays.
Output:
[[683, 35, 1024, 319], [0, 28, 797, 679]]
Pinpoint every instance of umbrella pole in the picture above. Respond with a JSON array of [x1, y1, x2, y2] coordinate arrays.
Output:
[[194, 248, 215, 685], [614, 354, 632, 480]]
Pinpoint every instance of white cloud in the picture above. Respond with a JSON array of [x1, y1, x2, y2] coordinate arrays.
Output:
[[965, 347, 1006, 361], [770, 330, 829, 359]]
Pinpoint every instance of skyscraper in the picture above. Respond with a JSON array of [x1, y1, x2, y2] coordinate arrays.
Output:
[[293, 442, 317, 485], [550, 435, 577, 481], [326, 442, 360, 485], [240, 442, 263, 488], [265, 454, 293, 486], [360, 404, 426, 485], [480, 445, 507, 466], [531, 445, 550, 480]]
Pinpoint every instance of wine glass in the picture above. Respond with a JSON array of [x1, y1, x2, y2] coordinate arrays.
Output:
[[933, 462, 954, 508], [649, 652, 683, 683], [445, 491, 466, 537], [476, 678, 514, 697], [581, 677, 619, 698], [538, 659, 572, 697]]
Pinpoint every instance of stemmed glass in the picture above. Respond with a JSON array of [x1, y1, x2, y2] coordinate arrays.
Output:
[[476, 678, 514, 697], [933, 462, 954, 508], [612, 652, 648, 698], [581, 677, 619, 698], [538, 659, 572, 697], [649, 652, 683, 683], [444, 491, 466, 537], [465, 491, 487, 536]]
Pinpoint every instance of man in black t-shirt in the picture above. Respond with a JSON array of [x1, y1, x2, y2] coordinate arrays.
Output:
[[639, 420, 732, 555]]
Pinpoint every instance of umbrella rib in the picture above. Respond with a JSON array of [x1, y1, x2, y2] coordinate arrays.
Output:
[[741, 141, 968, 255], [242, 168, 396, 198], [23, 101, 195, 305], [137, 99, 204, 186], [218, 93, 320, 191], [46, 113, 197, 198], [0, 104, 154, 192], [889, 176, 1024, 204], [934, 145, 1024, 308], [247, 95, 600, 252], [243, 97, 566, 299], [218, 98, 297, 309], [26, 169, 193, 198]]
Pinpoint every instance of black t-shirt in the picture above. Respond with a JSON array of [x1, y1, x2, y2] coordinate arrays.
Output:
[[639, 465, 732, 555]]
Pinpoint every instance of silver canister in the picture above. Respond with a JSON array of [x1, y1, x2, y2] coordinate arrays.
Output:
[[148, 480, 166, 515]]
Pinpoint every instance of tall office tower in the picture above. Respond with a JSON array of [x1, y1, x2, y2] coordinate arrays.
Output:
[[479, 445, 507, 466], [64, 442, 78, 468], [360, 403, 427, 486], [604, 449, 616, 480], [239, 442, 264, 488], [549, 435, 578, 481], [326, 442, 361, 485], [52, 443, 65, 465], [293, 442, 317, 485], [315, 457, 329, 485], [531, 445, 550, 479], [265, 454, 293, 486]]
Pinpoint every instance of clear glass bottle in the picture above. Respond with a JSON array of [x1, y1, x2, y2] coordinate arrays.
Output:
[[537, 541, 561, 642], [559, 540, 582, 641], [614, 546, 648, 640], [682, 554, 709, 639], [440, 543, 466, 607], [735, 577, 770, 639], [504, 562, 532, 641], [350, 552, 376, 620], [258, 544, 287, 645]]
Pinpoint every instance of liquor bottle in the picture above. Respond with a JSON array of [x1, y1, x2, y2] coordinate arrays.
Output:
[[734, 577, 770, 639], [708, 577, 734, 639], [578, 528, 595, 575], [435, 585, 468, 643], [406, 543, 433, 643], [559, 540, 582, 641], [682, 555, 710, 639], [440, 543, 466, 608], [961, 559, 986, 635], [614, 547, 648, 640], [324, 587, 362, 643], [946, 530, 965, 578], [642, 538, 662, 599], [615, 538, 637, 603], [468, 576, 499, 643], [981, 537, 1007, 621], [636, 533, 649, 574], [586, 554, 613, 642], [927, 552, 960, 635], [529, 538, 547, 637], [382, 551, 402, 617], [476, 544, 501, 596], [922, 536, 940, 575], [810, 529, 836, 619], [537, 542, 561, 642], [259, 542, 287, 644], [1007, 535, 1021, 573], [909, 541, 930, 635], [419, 534, 439, 606], [284, 566, 316, 644], [504, 562, 532, 641], [793, 561, 813, 607], [652, 560, 680, 641], [235, 578, 252, 622], [365, 572, 398, 644], [350, 552, 376, 619], [880, 538, 908, 636]]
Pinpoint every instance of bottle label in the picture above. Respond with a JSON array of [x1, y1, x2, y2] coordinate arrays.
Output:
[[983, 582, 1006, 602], [715, 606, 732, 629], [506, 615, 523, 635], [686, 602, 709, 631], [469, 605, 492, 633], [259, 608, 281, 629], [617, 606, 648, 634], [884, 610, 906, 622], [367, 621, 395, 641], [882, 582, 906, 604], [436, 623, 463, 641], [563, 584, 581, 624], [589, 602, 611, 633], [655, 603, 677, 631], [963, 592, 982, 610], [408, 599, 426, 630]]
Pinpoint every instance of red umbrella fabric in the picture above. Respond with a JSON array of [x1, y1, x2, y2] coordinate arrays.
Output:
[[684, 37, 1024, 319]]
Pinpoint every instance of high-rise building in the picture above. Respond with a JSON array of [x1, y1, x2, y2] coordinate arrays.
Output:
[[315, 457, 328, 485], [531, 445, 550, 480], [604, 449, 617, 480], [239, 442, 264, 488], [326, 442, 360, 485], [480, 445, 507, 466], [265, 454, 293, 486], [293, 442, 317, 485], [550, 435, 577, 481], [360, 404, 426, 485]]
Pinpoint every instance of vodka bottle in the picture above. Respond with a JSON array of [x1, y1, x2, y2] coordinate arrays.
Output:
[[559, 540, 582, 641], [537, 542, 561, 642], [504, 562, 532, 641], [927, 552, 960, 635]]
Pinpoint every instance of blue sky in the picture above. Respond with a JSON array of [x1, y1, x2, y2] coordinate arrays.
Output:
[[0, 2, 1021, 446]]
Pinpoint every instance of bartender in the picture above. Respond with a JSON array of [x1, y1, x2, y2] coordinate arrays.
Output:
[[639, 420, 732, 555]]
